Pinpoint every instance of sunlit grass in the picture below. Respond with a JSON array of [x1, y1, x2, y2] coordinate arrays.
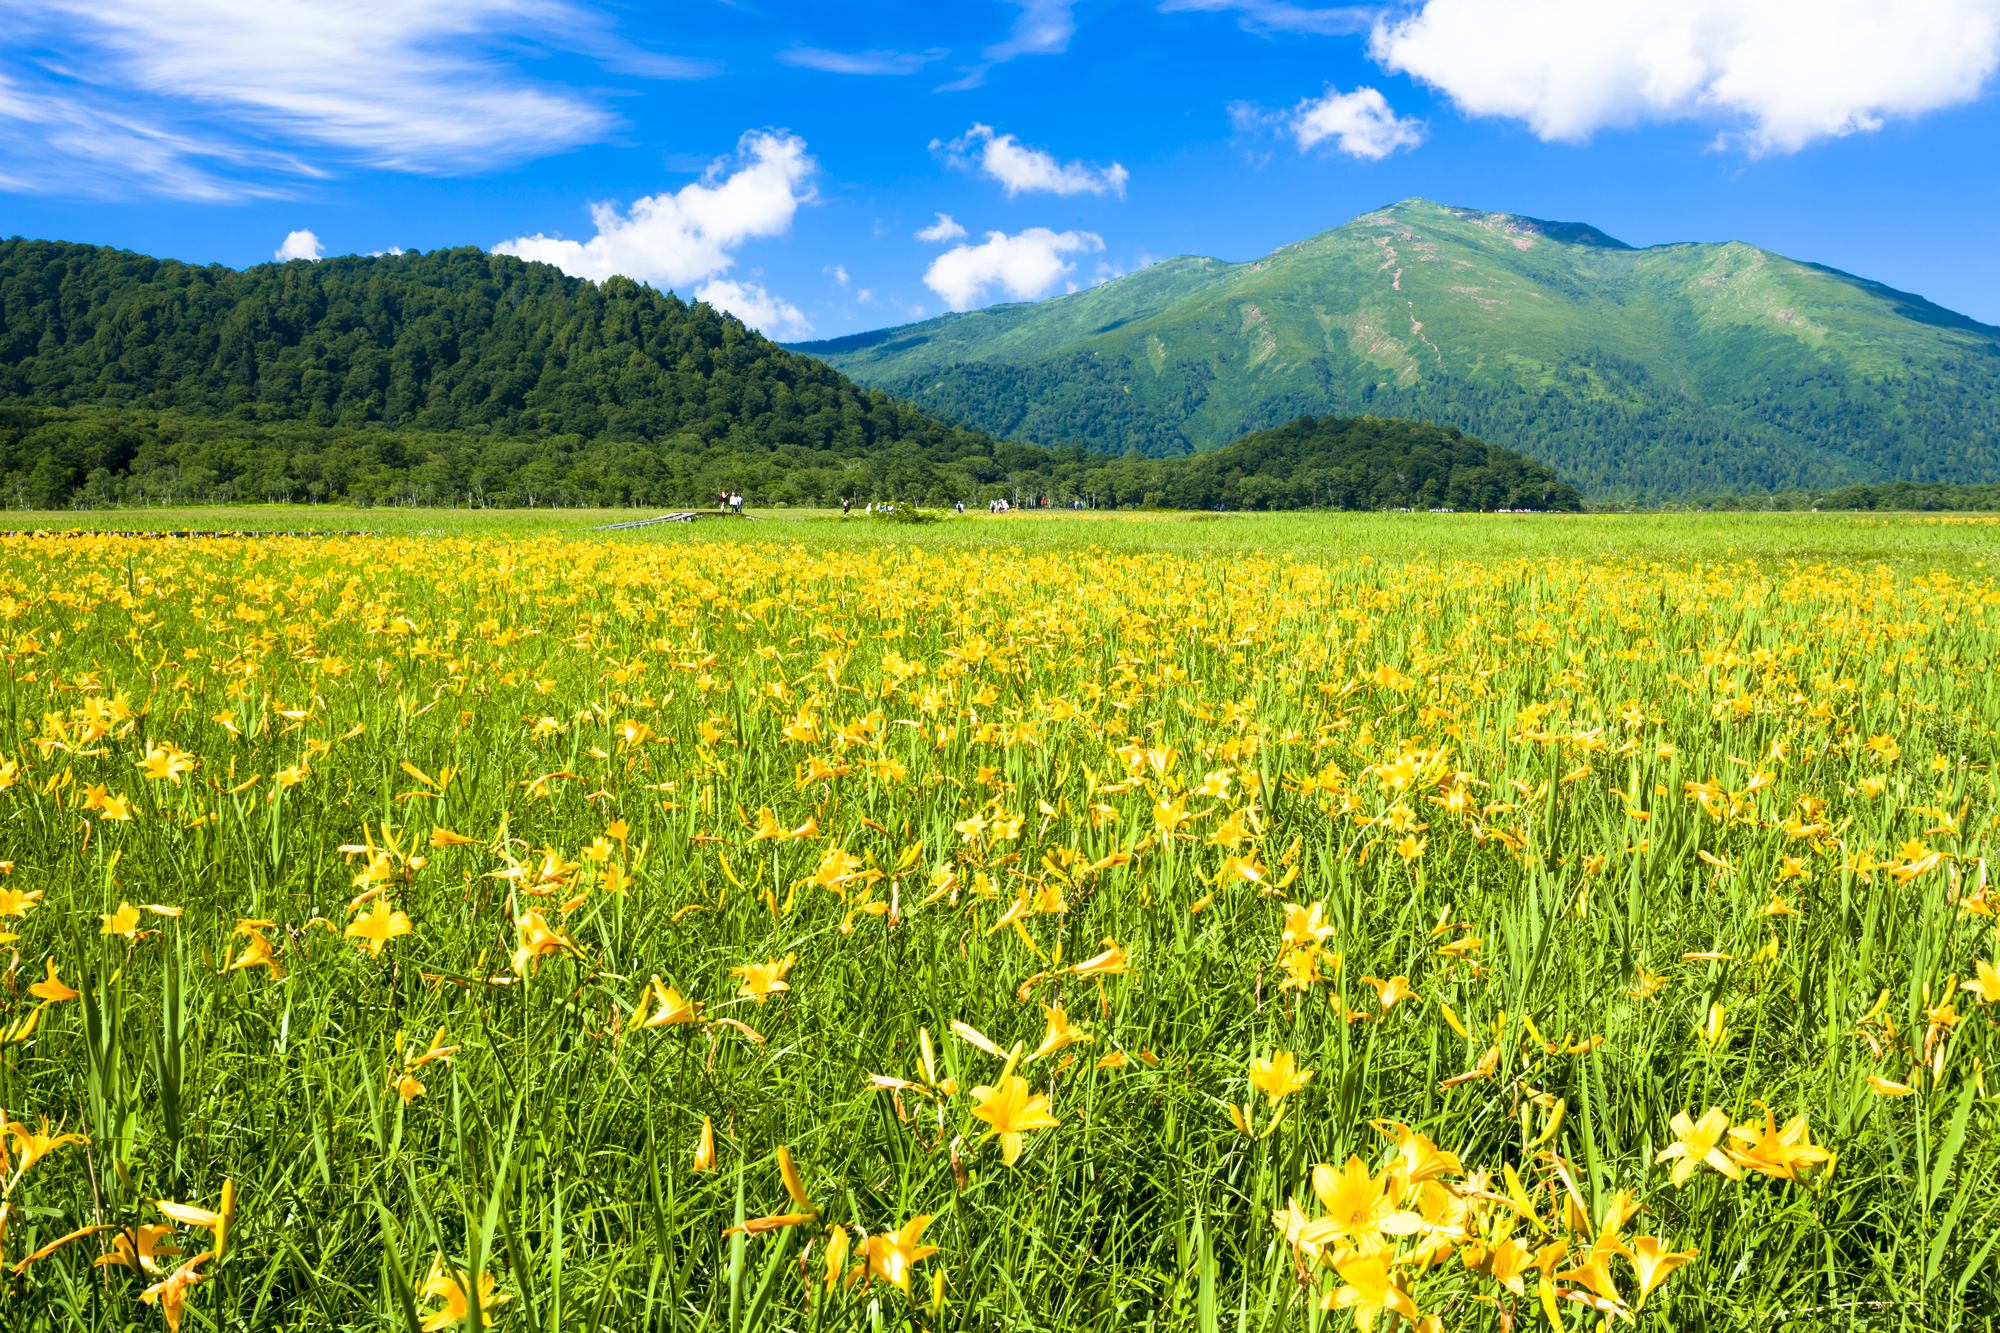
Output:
[[0, 513, 1993, 1331]]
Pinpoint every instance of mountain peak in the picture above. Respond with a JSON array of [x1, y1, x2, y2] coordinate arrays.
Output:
[[803, 200, 2000, 497], [1366, 199, 1634, 251]]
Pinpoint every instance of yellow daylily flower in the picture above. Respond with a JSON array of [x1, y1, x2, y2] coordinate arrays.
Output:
[[855, 1216, 940, 1294], [640, 977, 704, 1027], [345, 900, 413, 957], [1726, 1109, 1832, 1182], [1247, 1050, 1314, 1105], [1326, 1250, 1419, 1332], [1280, 901, 1336, 953], [419, 1255, 509, 1331], [6, 1117, 90, 1190], [1027, 1003, 1094, 1061], [140, 1253, 212, 1332], [1361, 975, 1416, 1010], [1628, 1236, 1698, 1305], [692, 1116, 716, 1172], [154, 1179, 235, 1257], [28, 958, 80, 1003], [509, 909, 576, 976], [732, 953, 796, 1003], [1655, 1107, 1742, 1186], [968, 1074, 1060, 1166], [94, 1224, 184, 1276]]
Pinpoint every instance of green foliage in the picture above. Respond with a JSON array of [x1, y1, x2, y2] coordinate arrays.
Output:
[[796, 200, 2000, 499], [0, 237, 1001, 461], [0, 403, 1580, 512], [1620, 479, 2000, 513]]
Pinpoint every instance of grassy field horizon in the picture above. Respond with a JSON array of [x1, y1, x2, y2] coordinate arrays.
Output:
[[5, 505, 1998, 573]]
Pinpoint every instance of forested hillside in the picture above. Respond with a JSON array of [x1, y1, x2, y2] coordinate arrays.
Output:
[[797, 200, 2000, 499], [0, 238, 993, 454]]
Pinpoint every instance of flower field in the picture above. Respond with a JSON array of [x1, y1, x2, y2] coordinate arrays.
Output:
[[0, 518, 1995, 1331]]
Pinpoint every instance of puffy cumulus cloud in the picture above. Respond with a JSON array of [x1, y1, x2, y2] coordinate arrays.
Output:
[[1157, 0, 1373, 35], [1372, 0, 2000, 154], [493, 132, 816, 288], [693, 279, 813, 340], [275, 228, 324, 261], [915, 212, 968, 242], [922, 227, 1103, 311], [1290, 85, 1426, 158], [777, 46, 947, 74], [936, 124, 1129, 197], [0, 0, 705, 197]]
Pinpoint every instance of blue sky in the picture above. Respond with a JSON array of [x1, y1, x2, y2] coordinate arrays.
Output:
[[6, 0, 2000, 339]]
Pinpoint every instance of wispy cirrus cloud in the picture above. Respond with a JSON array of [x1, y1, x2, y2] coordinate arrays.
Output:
[[777, 46, 948, 75], [0, 0, 708, 199], [939, 0, 1077, 90], [0, 67, 316, 200], [1158, 0, 1375, 35]]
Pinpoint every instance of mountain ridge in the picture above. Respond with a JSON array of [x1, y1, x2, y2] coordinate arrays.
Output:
[[792, 199, 2000, 498]]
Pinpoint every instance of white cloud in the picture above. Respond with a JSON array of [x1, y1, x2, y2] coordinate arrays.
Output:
[[826, 265, 850, 288], [695, 278, 813, 341], [1291, 86, 1426, 158], [936, 124, 1130, 197], [986, 0, 1079, 59], [916, 213, 969, 243], [778, 46, 947, 74], [0, 68, 311, 200], [0, 0, 706, 198], [493, 132, 817, 288], [275, 229, 324, 261], [856, 288, 878, 304], [922, 227, 1104, 310], [1372, 0, 2000, 154], [940, 0, 1077, 89], [1158, 0, 1373, 35]]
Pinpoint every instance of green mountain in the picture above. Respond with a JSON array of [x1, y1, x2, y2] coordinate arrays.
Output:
[[793, 199, 2000, 498], [0, 237, 1002, 454]]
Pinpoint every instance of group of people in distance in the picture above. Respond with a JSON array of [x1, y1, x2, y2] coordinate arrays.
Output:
[[826, 496, 1101, 516], [716, 490, 744, 514]]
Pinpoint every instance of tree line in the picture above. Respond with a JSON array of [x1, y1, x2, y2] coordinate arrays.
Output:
[[0, 405, 1582, 513]]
